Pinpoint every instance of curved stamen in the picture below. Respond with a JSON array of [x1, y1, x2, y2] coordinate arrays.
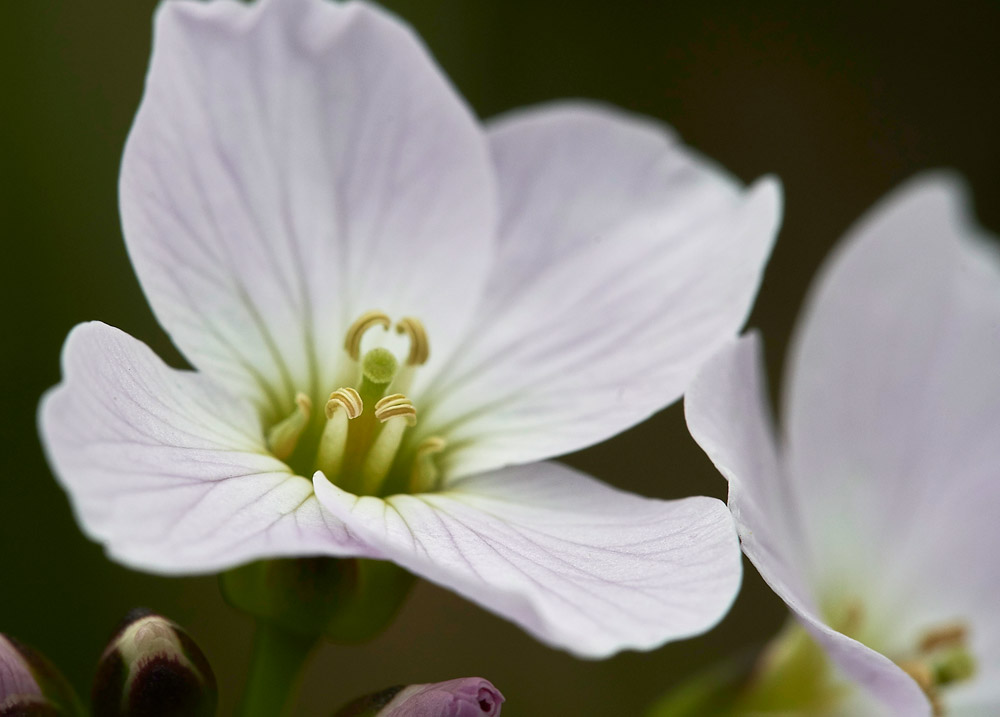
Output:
[[374, 394, 417, 425], [325, 387, 363, 419], [396, 317, 430, 366], [361, 395, 417, 495], [267, 393, 312, 460], [344, 310, 391, 360], [897, 621, 976, 716], [409, 436, 447, 494], [317, 387, 363, 480]]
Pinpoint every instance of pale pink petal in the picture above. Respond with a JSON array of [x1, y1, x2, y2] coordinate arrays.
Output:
[[121, 0, 495, 416], [314, 461, 741, 658], [782, 175, 1000, 653], [39, 322, 369, 574], [0, 636, 41, 702], [686, 335, 932, 715], [417, 103, 780, 478]]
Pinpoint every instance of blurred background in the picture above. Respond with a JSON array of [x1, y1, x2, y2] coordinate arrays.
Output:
[[3, 0, 999, 714]]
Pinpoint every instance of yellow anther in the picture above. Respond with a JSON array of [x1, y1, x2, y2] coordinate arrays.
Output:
[[919, 624, 967, 654], [395, 317, 430, 366], [374, 394, 417, 425], [325, 387, 363, 419], [415, 436, 446, 458], [344, 310, 391, 360]]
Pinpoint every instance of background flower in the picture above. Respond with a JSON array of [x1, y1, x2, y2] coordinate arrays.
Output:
[[686, 175, 1000, 715]]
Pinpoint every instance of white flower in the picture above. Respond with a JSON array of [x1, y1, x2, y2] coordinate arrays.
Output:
[[39, 0, 781, 658], [686, 175, 1000, 712]]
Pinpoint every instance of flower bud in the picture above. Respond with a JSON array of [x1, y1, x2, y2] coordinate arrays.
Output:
[[1, 634, 82, 716], [91, 609, 216, 717], [334, 677, 504, 717]]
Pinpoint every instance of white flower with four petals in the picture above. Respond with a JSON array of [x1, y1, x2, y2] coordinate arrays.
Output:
[[39, 0, 781, 657]]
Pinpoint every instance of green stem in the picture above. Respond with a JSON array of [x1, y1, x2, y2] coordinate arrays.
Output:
[[238, 620, 318, 717]]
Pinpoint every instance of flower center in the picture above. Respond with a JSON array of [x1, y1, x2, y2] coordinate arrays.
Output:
[[265, 310, 446, 496], [896, 623, 976, 716]]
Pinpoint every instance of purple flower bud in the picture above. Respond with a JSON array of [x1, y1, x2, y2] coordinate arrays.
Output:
[[1, 635, 81, 716], [335, 677, 503, 717], [0, 635, 43, 712], [91, 609, 216, 717]]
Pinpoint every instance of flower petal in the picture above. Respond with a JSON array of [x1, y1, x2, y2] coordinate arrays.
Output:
[[782, 175, 1000, 628], [417, 103, 780, 477], [685, 334, 932, 715], [39, 322, 368, 574], [120, 0, 495, 415], [313, 461, 742, 658]]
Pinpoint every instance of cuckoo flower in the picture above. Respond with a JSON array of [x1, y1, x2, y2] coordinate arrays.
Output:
[[40, 0, 781, 657], [687, 175, 1000, 713]]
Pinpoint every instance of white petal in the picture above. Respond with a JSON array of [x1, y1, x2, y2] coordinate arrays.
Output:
[[313, 461, 742, 658], [39, 322, 369, 574], [782, 174, 1000, 631], [121, 0, 495, 415], [686, 335, 931, 715], [417, 103, 780, 477]]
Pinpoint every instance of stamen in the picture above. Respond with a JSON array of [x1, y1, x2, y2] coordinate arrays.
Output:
[[409, 436, 447, 493], [316, 388, 362, 479], [919, 624, 967, 654], [395, 317, 430, 366], [325, 387, 363, 420], [343, 310, 391, 360], [897, 621, 976, 715], [360, 396, 417, 495], [373, 394, 418, 424], [266, 393, 312, 460]]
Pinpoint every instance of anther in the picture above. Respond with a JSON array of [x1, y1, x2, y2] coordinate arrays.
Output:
[[360, 395, 417, 495], [317, 388, 363, 480], [396, 317, 430, 366], [374, 394, 417, 425], [409, 436, 447, 493], [919, 624, 967, 654], [326, 387, 363, 420], [266, 393, 312, 461], [344, 310, 391, 360]]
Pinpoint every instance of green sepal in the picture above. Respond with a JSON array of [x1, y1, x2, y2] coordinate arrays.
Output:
[[647, 619, 849, 717], [644, 653, 750, 717], [219, 557, 414, 643]]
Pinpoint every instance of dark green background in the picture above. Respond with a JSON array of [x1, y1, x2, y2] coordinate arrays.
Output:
[[3, 1, 998, 714]]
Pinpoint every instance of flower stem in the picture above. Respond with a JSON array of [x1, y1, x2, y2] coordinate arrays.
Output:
[[238, 620, 318, 717]]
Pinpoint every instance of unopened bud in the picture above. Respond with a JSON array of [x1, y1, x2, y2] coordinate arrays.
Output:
[[335, 677, 503, 717], [1, 634, 82, 716], [91, 609, 216, 717]]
